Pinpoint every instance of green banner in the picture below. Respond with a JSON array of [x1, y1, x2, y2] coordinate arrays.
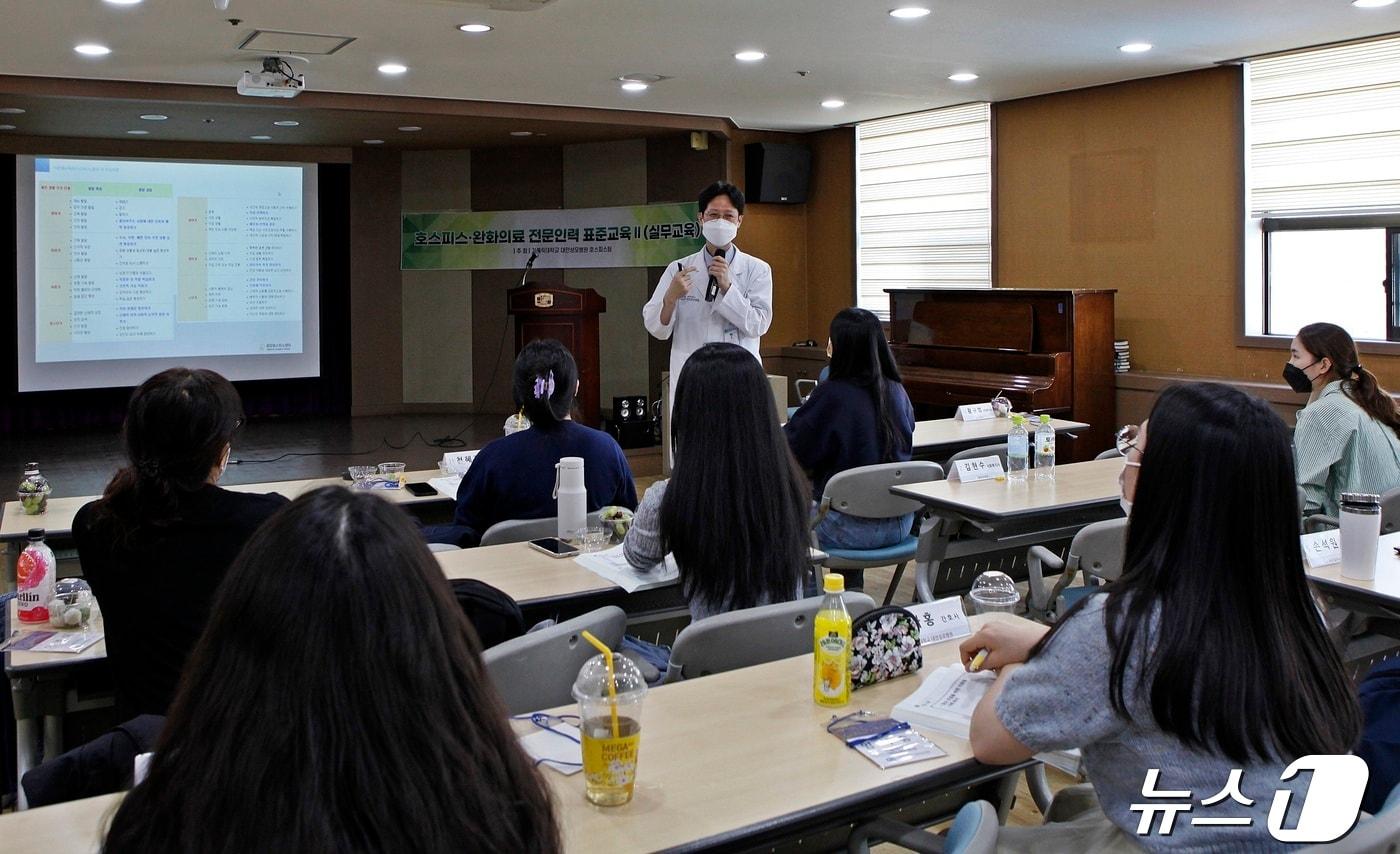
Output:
[[402, 202, 703, 270]]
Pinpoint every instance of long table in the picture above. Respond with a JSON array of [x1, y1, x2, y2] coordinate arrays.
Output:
[[0, 468, 452, 544], [911, 416, 1088, 458], [6, 541, 680, 807], [1307, 530, 1400, 615], [892, 457, 1125, 601], [0, 613, 1034, 852]]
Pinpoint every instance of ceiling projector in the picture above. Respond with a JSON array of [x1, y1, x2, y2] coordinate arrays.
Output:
[[237, 57, 305, 98]]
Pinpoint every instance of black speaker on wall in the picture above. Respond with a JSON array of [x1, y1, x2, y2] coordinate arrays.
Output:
[[745, 142, 811, 204]]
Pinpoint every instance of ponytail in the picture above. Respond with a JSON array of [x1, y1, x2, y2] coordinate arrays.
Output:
[[1344, 363, 1400, 442]]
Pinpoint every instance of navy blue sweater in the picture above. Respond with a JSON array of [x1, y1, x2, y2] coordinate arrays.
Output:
[[448, 421, 637, 547], [783, 377, 915, 498]]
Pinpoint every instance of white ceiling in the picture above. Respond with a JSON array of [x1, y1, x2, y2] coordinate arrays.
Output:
[[0, 0, 1396, 132]]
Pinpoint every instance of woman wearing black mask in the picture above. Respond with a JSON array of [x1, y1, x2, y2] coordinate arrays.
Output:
[[1288, 323, 1400, 516]]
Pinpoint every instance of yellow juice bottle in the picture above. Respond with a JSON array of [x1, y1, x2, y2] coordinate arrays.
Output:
[[813, 573, 852, 706]]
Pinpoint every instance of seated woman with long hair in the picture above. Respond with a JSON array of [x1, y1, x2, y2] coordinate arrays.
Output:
[[784, 307, 915, 553], [431, 338, 638, 546], [103, 487, 559, 853], [624, 342, 812, 619], [1286, 322, 1400, 516], [959, 382, 1360, 850], [73, 368, 288, 719]]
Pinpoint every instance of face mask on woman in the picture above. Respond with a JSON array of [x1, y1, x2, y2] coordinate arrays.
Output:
[[1283, 360, 1318, 394], [1119, 459, 1140, 517]]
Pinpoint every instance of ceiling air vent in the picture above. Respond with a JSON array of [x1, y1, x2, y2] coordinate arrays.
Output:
[[426, 0, 559, 10], [237, 30, 356, 56]]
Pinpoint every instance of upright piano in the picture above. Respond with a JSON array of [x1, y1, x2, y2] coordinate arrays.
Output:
[[887, 288, 1116, 462]]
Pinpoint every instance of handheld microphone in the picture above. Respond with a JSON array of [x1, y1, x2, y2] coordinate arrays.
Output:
[[520, 250, 539, 288], [705, 246, 722, 302]]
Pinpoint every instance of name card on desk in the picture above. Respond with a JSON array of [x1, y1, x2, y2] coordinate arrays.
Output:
[[955, 403, 996, 422], [906, 598, 972, 646], [440, 450, 478, 475], [1300, 530, 1342, 568], [948, 456, 1005, 483]]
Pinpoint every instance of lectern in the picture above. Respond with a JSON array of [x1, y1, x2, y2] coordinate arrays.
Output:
[[506, 284, 607, 427]]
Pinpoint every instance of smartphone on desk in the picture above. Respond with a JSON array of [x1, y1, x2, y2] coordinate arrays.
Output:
[[528, 537, 580, 559], [404, 482, 438, 497]]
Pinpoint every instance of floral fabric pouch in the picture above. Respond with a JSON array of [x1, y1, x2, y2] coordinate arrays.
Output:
[[850, 606, 923, 690]]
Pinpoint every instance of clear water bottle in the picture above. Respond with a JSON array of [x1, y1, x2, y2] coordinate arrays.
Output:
[[1007, 414, 1029, 482], [1035, 414, 1056, 480]]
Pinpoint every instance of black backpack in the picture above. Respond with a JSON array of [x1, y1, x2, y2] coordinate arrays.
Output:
[[451, 579, 526, 649]]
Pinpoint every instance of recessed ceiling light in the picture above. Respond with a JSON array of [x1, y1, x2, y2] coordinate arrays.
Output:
[[621, 81, 649, 92], [126, 129, 149, 135], [273, 120, 300, 127], [103, 0, 143, 5], [139, 114, 167, 121], [948, 72, 979, 82], [734, 50, 766, 62], [363, 139, 385, 144], [0, 125, 16, 131], [250, 135, 272, 140], [458, 23, 493, 33], [1353, 0, 1397, 7], [1119, 42, 1153, 53], [889, 6, 931, 18], [74, 43, 111, 57], [510, 131, 533, 137], [0, 107, 25, 115], [378, 63, 408, 75], [398, 126, 422, 132], [821, 99, 845, 109]]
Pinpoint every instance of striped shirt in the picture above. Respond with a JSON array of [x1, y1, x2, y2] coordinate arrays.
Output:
[[1295, 380, 1400, 517]]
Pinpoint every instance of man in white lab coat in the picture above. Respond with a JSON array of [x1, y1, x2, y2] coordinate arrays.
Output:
[[642, 181, 773, 404]]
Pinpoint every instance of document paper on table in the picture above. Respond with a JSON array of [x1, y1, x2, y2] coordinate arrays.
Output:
[[573, 544, 679, 593], [892, 664, 1082, 774]]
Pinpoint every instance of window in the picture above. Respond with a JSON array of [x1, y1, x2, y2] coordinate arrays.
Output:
[[855, 103, 992, 317], [1245, 35, 1400, 341]]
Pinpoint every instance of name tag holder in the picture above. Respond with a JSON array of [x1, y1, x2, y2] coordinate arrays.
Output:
[[948, 456, 1005, 483], [955, 403, 996, 422], [906, 598, 973, 646], [441, 450, 477, 475], [1300, 529, 1341, 568]]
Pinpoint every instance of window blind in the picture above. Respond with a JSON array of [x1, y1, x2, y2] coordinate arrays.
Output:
[[855, 102, 992, 316], [1248, 35, 1400, 217]]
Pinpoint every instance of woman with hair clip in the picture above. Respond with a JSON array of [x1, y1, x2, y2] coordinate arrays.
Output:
[[955, 383, 1361, 850], [73, 368, 287, 719], [624, 342, 812, 620], [103, 487, 560, 853], [784, 307, 916, 560], [432, 338, 637, 547], [1287, 322, 1400, 516]]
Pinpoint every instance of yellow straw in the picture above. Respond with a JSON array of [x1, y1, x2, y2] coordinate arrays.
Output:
[[581, 630, 621, 738]]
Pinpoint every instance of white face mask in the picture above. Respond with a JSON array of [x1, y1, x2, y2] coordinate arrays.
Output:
[[1119, 459, 1140, 517], [702, 219, 739, 248]]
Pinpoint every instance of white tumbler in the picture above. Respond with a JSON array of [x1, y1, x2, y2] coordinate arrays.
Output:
[[554, 456, 587, 541], [1340, 492, 1382, 581]]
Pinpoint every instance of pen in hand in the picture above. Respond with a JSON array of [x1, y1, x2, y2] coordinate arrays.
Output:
[[968, 648, 989, 672]]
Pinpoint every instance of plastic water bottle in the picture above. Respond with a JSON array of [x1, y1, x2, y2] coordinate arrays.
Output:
[[1035, 414, 1056, 480], [813, 574, 852, 707], [17, 528, 56, 624], [1007, 414, 1029, 482], [554, 456, 587, 540]]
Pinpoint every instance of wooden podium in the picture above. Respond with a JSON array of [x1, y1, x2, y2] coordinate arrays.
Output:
[[506, 284, 607, 427]]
